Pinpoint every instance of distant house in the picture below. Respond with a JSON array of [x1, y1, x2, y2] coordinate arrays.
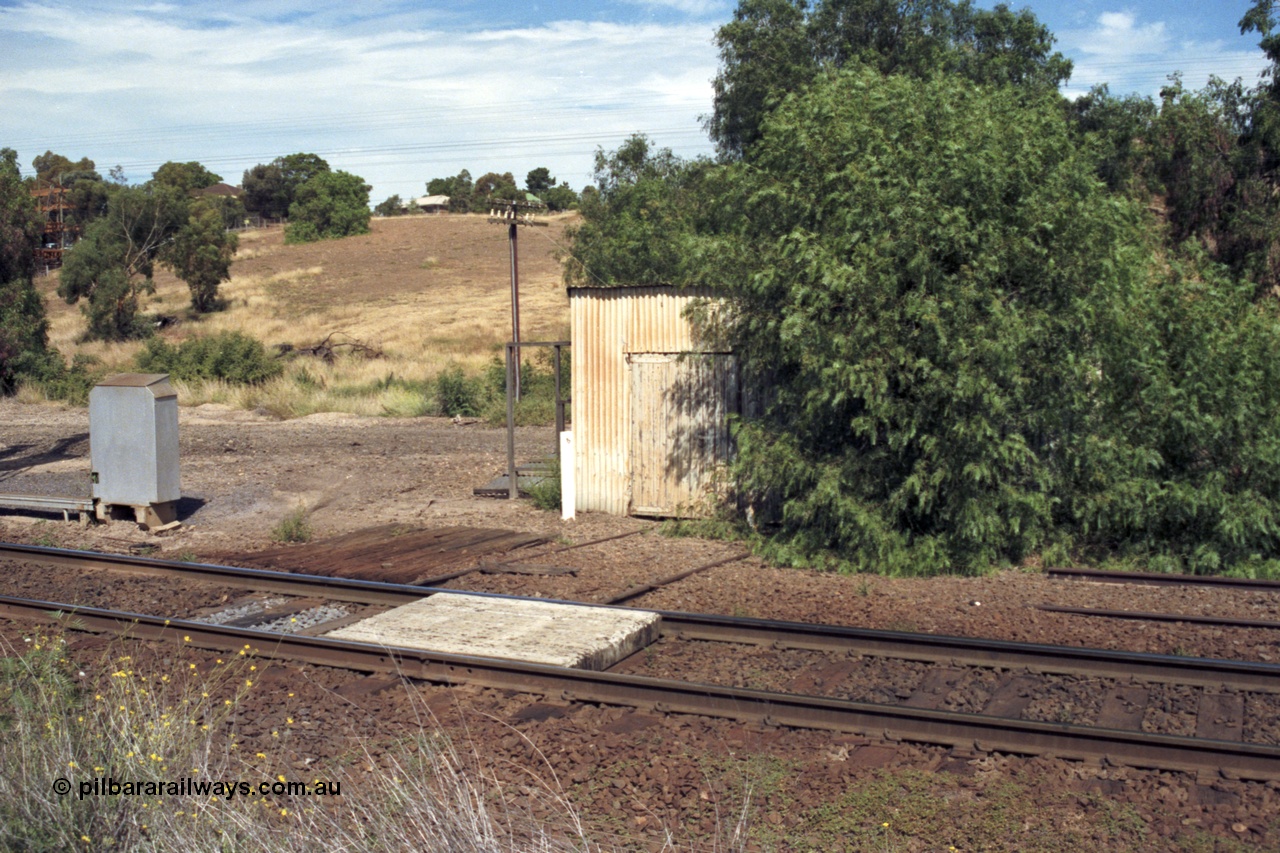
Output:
[[191, 182, 243, 199], [412, 194, 451, 214]]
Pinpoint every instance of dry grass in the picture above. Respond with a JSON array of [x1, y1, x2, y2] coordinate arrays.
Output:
[[34, 215, 573, 417], [0, 631, 621, 852]]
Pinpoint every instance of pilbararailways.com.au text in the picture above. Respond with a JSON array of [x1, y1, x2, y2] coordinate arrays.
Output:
[[53, 776, 342, 801]]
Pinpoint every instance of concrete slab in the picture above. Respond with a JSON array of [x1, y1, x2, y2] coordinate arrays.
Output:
[[324, 593, 661, 671]]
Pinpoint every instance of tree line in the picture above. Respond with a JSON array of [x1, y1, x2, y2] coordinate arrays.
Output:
[[0, 150, 372, 355], [568, 0, 1280, 577], [375, 167, 581, 217]]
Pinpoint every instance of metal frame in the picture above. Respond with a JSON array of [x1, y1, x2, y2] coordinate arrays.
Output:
[[505, 340, 570, 500]]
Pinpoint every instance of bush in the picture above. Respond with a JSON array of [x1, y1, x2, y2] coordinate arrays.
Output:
[[271, 504, 312, 543], [26, 353, 107, 405], [136, 331, 282, 385], [703, 68, 1280, 577], [479, 352, 568, 426], [715, 70, 1133, 574], [432, 355, 568, 425], [526, 456, 562, 511], [436, 363, 482, 417], [284, 170, 371, 244]]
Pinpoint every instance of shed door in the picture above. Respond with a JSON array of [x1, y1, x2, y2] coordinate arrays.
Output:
[[628, 353, 739, 517]]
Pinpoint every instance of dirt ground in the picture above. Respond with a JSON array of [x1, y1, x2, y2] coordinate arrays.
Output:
[[3, 397, 1280, 851]]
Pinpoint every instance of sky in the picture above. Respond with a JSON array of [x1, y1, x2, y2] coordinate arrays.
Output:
[[0, 1, 1272, 204]]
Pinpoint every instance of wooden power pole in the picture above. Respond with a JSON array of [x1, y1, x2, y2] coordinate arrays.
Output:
[[488, 199, 547, 400]]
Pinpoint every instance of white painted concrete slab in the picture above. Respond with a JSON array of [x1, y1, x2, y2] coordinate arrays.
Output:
[[324, 593, 661, 671]]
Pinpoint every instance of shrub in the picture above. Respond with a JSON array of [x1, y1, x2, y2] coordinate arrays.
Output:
[[136, 331, 282, 385], [24, 353, 107, 405], [284, 170, 371, 244], [479, 352, 569, 426], [271, 504, 312, 544], [436, 363, 482, 417], [708, 68, 1280, 577], [525, 456, 562, 511]]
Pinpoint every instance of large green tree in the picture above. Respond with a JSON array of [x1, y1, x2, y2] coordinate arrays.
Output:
[[152, 161, 222, 193], [59, 180, 239, 337], [525, 167, 554, 194], [468, 171, 520, 212], [0, 148, 52, 393], [242, 153, 330, 220], [374, 194, 405, 217], [163, 206, 238, 313], [564, 135, 712, 288], [709, 69, 1136, 572], [710, 0, 1072, 158], [31, 151, 99, 186], [426, 170, 473, 212], [700, 67, 1280, 575], [58, 183, 188, 339], [1070, 76, 1280, 296], [30, 151, 109, 230], [284, 170, 371, 243]]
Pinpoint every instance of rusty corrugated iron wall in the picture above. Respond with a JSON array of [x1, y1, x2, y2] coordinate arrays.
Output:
[[569, 285, 739, 517]]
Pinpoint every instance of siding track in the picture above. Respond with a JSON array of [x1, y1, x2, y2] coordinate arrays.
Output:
[[4, 542, 1280, 782]]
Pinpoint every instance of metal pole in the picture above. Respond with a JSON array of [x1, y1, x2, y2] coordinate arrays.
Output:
[[553, 344, 564, 451], [507, 343, 517, 500], [509, 214, 521, 401]]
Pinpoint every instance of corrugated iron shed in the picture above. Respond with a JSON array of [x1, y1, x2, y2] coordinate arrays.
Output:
[[569, 285, 743, 518]]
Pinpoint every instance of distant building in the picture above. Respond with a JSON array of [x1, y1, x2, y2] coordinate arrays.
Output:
[[191, 182, 243, 199], [411, 194, 451, 214]]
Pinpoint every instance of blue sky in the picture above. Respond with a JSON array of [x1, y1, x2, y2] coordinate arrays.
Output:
[[0, 1, 1271, 203]]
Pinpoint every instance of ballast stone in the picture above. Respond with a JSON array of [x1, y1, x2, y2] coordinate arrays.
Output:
[[323, 593, 661, 670]]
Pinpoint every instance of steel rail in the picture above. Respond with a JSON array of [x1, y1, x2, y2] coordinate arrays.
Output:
[[0, 542, 433, 606], [659, 612, 1280, 693], [1038, 604, 1280, 632], [5, 542, 1280, 693], [2, 593, 1279, 782], [1048, 566, 1280, 591]]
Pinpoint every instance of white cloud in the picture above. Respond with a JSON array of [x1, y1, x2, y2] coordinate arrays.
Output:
[[617, 0, 729, 17], [1059, 10, 1269, 99], [1085, 12, 1169, 57], [0, 1, 719, 197]]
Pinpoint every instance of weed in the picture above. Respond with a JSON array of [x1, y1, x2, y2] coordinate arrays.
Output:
[[31, 523, 58, 548], [436, 362, 482, 417], [0, 631, 613, 852], [526, 456, 562, 512], [271, 504, 312, 544]]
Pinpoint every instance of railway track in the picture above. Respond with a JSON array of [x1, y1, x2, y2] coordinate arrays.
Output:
[[1048, 566, 1280, 591], [4, 542, 1280, 782]]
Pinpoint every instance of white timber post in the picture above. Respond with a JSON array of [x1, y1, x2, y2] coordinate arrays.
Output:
[[560, 431, 575, 521]]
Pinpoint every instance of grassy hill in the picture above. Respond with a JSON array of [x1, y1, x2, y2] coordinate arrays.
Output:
[[32, 213, 574, 417]]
